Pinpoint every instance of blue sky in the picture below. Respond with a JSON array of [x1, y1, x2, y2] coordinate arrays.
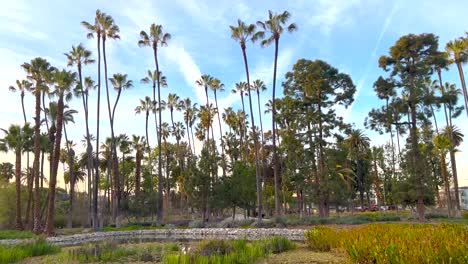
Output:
[[1, 0, 468, 187]]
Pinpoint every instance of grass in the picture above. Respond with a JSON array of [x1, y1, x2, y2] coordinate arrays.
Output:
[[305, 223, 468, 263], [0, 230, 37, 240], [0, 239, 60, 264]]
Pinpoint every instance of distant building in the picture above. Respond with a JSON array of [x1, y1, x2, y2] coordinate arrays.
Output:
[[460, 187, 468, 210], [439, 187, 468, 210]]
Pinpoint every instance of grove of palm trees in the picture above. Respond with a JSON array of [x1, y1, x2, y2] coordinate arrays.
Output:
[[0, 6, 468, 262]]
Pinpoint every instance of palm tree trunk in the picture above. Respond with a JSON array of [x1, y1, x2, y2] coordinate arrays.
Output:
[[440, 155, 452, 217], [64, 124, 75, 229], [456, 63, 468, 118], [441, 71, 461, 215], [135, 150, 141, 197], [77, 64, 94, 226], [32, 88, 42, 234], [272, 38, 280, 217], [15, 149, 23, 230], [42, 93, 49, 132], [45, 96, 64, 235], [93, 34, 102, 230], [242, 46, 262, 223], [103, 38, 121, 228], [214, 92, 226, 177], [154, 45, 164, 224]]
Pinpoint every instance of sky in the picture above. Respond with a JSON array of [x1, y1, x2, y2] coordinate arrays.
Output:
[[0, 0, 468, 189]]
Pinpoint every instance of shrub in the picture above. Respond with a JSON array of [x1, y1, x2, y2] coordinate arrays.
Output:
[[262, 236, 296, 254], [305, 226, 341, 251], [0, 239, 60, 264], [165, 243, 180, 252], [462, 211, 468, 219], [188, 220, 205, 228]]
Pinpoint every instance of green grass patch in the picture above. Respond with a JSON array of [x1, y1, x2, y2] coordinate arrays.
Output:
[[305, 223, 468, 263], [0, 239, 60, 264], [0, 230, 37, 240]]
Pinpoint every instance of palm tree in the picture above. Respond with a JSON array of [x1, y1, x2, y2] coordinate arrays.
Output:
[[141, 70, 160, 143], [138, 23, 171, 224], [21, 57, 55, 233], [181, 98, 196, 154], [135, 96, 156, 155], [82, 77, 96, 222], [164, 93, 181, 129], [433, 134, 453, 216], [160, 122, 171, 211], [0, 123, 34, 230], [196, 75, 216, 147], [108, 73, 132, 227], [254, 10, 297, 217], [82, 10, 105, 229], [61, 106, 78, 229], [64, 44, 95, 221], [446, 38, 468, 118], [344, 129, 370, 208], [9, 80, 32, 123], [9, 79, 33, 227], [230, 18, 263, 221], [209, 78, 226, 176], [45, 69, 76, 235]]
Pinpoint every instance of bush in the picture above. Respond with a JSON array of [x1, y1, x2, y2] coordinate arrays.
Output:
[[188, 220, 205, 228], [305, 223, 468, 263], [305, 226, 341, 251], [262, 236, 296, 254], [0, 239, 60, 264], [462, 211, 468, 219]]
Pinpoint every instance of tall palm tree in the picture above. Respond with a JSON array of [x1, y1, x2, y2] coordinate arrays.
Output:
[[82, 77, 96, 222], [209, 78, 226, 176], [196, 75, 216, 148], [446, 38, 468, 118], [135, 96, 156, 156], [21, 57, 55, 233], [61, 106, 78, 229], [164, 93, 181, 129], [181, 98, 195, 154], [64, 44, 95, 221], [230, 18, 263, 221], [9, 79, 33, 227], [45, 69, 76, 235], [81, 10, 105, 229], [141, 70, 160, 143], [9, 80, 32, 123], [138, 23, 171, 224], [0, 123, 34, 230], [109, 73, 132, 227], [254, 10, 297, 217]]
